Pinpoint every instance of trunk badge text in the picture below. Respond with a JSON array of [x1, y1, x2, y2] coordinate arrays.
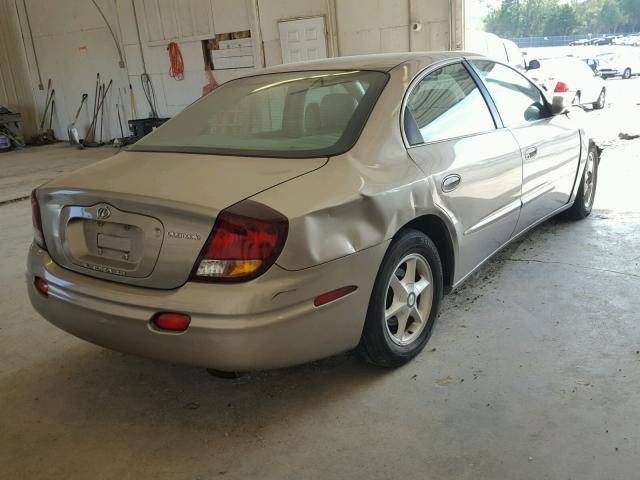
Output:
[[168, 231, 201, 241], [82, 262, 126, 276]]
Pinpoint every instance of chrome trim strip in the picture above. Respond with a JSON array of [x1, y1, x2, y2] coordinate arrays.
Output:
[[521, 182, 555, 206], [463, 199, 521, 236], [452, 201, 572, 290]]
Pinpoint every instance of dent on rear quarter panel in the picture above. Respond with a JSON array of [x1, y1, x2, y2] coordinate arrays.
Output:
[[253, 154, 429, 270]]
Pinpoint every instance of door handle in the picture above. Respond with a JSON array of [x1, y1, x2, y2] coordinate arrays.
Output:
[[525, 146, 538, 159], [442, 174, 461, 193]]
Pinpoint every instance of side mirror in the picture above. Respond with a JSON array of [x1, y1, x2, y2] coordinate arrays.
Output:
[[527, 59, 541, 71], [550, 95, 568, 115], [524, 102, 544, 121]]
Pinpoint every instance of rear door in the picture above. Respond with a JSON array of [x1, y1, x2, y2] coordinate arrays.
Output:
[[404, 62, 523, 281], [470, 60, 580, 235]]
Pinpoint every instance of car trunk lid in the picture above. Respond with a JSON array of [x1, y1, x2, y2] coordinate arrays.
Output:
[[38, 151, 326, 289]]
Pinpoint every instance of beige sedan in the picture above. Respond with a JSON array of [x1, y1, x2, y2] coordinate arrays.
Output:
[[27, 52, 598, 371]]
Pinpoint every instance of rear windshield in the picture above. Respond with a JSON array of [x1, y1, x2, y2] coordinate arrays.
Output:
[[132, 70, 388, 158]]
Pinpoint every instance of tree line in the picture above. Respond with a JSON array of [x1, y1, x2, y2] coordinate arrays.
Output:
[[484, 0, 640, 37]]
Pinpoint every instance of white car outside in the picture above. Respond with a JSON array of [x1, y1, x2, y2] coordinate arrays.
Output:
[[528, 57, 606, 109], [465, 31, 527, 71], [596, 51, 640, 79]]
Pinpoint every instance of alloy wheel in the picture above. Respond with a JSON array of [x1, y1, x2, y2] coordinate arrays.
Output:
[[384, 253, 433, 346]]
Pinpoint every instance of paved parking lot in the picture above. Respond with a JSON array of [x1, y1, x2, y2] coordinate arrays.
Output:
[[1, 79, 639, 479]]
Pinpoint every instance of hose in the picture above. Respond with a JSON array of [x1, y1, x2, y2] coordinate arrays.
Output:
[[167, 42, 184, 80], [21, 0, 44, 89], [90, 0, 125, 68], [131, 0, 158, 118]]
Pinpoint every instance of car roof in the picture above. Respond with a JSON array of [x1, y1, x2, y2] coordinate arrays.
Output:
[[260, 51, 484, 74]]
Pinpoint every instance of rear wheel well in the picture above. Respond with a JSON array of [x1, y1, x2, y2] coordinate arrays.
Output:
[[400, 215, 454, 290]]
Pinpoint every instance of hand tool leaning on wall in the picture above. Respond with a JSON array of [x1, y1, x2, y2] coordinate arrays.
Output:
[[83, 79, 112, 148], [45, 96, 56, 142], [68, 93, 88, 146], [38, 79, 52, 132]]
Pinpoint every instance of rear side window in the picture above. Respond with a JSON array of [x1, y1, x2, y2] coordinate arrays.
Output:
[[405, 63, 496, 144], [132, 70, 388, 158], [472, 60, 550, 127]]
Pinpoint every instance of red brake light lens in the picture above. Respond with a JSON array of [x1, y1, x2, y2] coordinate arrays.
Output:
[[34, 277, 49, 297], [554, 81, 570, 93], [314, 286, 358, 306], [191, 200, 288, 282], [152, 312, 191, 332], [31, 190, 47, 251]]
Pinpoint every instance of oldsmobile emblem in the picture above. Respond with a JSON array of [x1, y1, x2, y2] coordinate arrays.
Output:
[[96, 206, 111, 220], [168, 231, 201, 241]]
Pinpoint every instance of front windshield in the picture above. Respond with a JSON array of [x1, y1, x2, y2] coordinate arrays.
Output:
[[132, 70, 388, 158]]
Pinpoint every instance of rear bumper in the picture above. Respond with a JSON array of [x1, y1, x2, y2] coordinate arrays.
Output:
[[598, 69, 619, 78], [26, 242, 388, 371]]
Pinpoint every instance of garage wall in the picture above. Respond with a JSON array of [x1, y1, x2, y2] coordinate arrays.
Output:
[[337, 0, 410, 55], [16, 0, 130, 143], [13, 0, 463, 143], [117, 0, 255, 120], [0, 0, 39, 138]]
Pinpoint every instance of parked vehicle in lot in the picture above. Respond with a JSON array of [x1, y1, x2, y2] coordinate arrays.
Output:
[[27, 52, 598, 371], [569, 38, 591, 46], [615, 35, 640, 46], [590, 37, 613, 46], [582, 57, 618, 79], [528, 57, 606, 109], [596, 51, 640, 79]]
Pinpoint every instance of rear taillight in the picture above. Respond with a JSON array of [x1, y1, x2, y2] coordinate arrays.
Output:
[[31, 190, 47, 251], [554, 81, 570, 93], [190, 200, 288, 282]]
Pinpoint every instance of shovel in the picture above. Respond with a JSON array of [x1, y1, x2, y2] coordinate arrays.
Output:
[[45, 96, 56, 141], [39, 79, 52, 131], [68, 94, 88, 145]]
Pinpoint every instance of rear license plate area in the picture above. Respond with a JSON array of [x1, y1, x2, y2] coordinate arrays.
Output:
[[61, 204, 164, 278]]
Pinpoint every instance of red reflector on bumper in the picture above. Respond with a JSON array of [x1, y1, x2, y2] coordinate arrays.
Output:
[[314, 286, 357, 307], [34, 277, 48, 297], [152, 312, 191, 332]]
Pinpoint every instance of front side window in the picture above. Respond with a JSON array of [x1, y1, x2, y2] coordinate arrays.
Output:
[[132, 70, 388, 158], [472, 60, 550, 127], [405, 63, 496, 144]]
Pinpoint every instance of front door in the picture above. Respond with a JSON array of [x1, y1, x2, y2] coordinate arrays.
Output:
[[470, 60, 581, 234]]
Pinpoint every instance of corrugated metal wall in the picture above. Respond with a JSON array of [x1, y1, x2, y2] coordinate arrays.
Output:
[[0, 0, 37, 138]]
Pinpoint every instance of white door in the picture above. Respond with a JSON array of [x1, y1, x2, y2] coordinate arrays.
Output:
[[278, 17, 327, 64]]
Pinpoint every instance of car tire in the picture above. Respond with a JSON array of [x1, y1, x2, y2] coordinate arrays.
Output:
[[358, 229, 443, 368], [592, 88, 606, 110], [623, 68, 632, 79], [563, 143, 599, 220], [572, 92, 581, 106]]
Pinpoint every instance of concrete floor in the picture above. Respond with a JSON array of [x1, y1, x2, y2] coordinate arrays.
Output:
[[1, 81, 640, 479]]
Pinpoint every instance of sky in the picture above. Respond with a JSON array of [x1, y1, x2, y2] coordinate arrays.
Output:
[[466, 0, 502, 31]]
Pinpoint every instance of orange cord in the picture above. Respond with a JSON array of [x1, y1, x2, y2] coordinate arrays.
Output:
[[167, 42, 184, 80]]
